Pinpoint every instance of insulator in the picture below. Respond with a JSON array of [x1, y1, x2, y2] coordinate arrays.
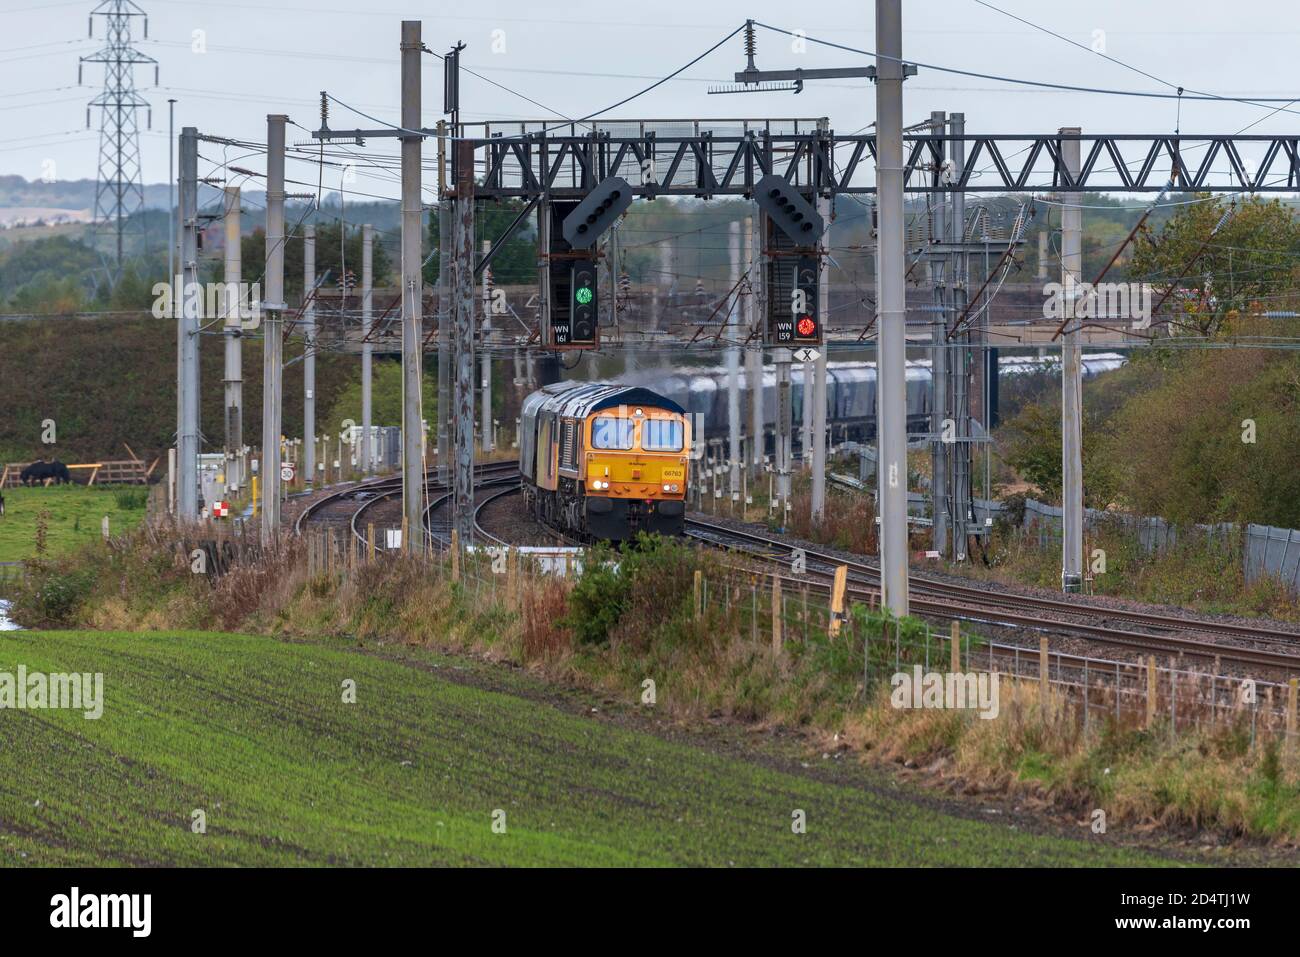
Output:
[[744, 20, 757, 59]]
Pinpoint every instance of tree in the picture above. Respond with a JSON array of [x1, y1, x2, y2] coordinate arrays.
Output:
[[1094, 331, 1300, 528], [241, 219, 393, 301], [322, 357, 437, 436], [424, 200, 537, 288], [1127, 194, 1300, 337]]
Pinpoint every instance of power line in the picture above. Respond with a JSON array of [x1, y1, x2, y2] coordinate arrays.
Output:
[[751, 20, 1300, 114]]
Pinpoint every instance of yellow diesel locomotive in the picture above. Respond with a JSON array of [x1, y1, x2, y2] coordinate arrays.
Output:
[[519, 382, 691, 540]]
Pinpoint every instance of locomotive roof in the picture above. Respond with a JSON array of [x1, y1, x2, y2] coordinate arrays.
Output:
[[528, 381, 685, 418]]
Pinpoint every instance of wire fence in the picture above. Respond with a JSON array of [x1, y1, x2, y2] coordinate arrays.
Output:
[[8, 519, 1284, 749], [293, 527, 1299, 748]]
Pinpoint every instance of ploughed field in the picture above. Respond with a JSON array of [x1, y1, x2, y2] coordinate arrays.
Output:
[[0, 629, 1174, 866]]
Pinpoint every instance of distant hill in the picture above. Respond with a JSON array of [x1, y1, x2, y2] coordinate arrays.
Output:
[[0, 312, 363, 464], [0, 175, 174, 213]]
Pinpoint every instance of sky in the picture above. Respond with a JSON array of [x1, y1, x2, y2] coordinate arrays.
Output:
[[2, 0, 1299, 196]]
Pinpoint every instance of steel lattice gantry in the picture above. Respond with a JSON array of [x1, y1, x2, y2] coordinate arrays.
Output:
[[409, 128, 1300, 199]]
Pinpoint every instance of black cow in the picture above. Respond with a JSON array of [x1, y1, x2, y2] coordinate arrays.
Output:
[[19, 460, 71, 486]]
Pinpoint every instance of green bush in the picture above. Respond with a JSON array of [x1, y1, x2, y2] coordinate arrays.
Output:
[[560, 535, 705, 647], [112, 487, 149, 510], [561, 544, 629, 646], [16, 566, 98, 625]]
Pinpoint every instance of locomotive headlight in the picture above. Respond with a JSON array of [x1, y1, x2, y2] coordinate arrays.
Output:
[[663, 484, 670, 492]]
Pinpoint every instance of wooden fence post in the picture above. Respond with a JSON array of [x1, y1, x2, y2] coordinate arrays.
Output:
[[401, 515, 410, 556], [1146, 656, 1157, 729], [771, 574, 783, 656], [451, 528, 460, 582], [828, 565, 848, 637], [693, 570, 702, 622], [950, 621, 960, 673], [366, 522, 376, 562], [1039, 637, 1049, 698], [1288, 678, 1298, 750]]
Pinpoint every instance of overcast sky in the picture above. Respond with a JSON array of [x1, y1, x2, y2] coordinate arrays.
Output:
[[3, 0, 1299, 194]]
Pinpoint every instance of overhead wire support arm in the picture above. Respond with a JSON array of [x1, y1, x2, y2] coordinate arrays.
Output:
[[713, 19, 896, 95], [475, 196, 540, 278]]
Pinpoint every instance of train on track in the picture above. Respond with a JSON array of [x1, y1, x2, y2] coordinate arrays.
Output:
[[519, 382, 690, 541], [633, 352, 1126, 448]]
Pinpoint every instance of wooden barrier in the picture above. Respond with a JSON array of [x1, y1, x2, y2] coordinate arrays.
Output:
[[1146, 656, 1158, 728], [1, 458, 156, 488], [1039, 637, 1049, 697], [828, 565, 848, 637], [771, 574, 783, 655]]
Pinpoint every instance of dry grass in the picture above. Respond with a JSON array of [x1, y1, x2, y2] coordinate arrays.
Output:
[[521, 578, 572, 661], [846, 677, 1300, 842], [784, 484, 880, 555]]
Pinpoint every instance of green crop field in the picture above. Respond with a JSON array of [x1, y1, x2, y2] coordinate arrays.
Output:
[[0, 629, 1178, 867], [0, 485, 148, 563]]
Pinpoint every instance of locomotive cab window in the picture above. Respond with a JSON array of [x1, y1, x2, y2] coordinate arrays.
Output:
[[641, 419, 683, 452], [592, 416, 634, 450]]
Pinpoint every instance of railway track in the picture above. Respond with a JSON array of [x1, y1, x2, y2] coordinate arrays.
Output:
[[685, 515, 1300, 672], [471, 485, 520, 546], [470, 484, 576, 548], [293, 462, 521, 545], [425, 472, 522, 546]]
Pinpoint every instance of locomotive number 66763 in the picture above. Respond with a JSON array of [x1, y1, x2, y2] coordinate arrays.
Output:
[[519, 382, 691, 541]]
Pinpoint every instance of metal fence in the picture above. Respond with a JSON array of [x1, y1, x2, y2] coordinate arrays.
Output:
[[1246, 524, 1300, 594], [903, 489, 1300, 594], [0, 562, 24, 590], [853, 596, 1297, 745]]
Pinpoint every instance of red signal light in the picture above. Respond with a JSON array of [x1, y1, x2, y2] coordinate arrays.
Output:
[[796, 316, 816, 337]]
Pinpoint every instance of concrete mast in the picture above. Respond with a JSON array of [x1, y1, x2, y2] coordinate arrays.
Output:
[[361, 222, 374, 473], [399, 20, 425, 551], [303, 223, 316, 486], [1060, 127, 1084, 592], [874, 0, 910, 615], [261, 113, 288, 543], [222, 185, 243, 497]]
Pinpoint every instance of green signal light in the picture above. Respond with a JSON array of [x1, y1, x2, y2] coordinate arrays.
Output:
[[575, 287, 593, 305]]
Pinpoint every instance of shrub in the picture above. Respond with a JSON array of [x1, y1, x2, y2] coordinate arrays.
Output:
[[112, 487, 149, 510], [561, 544, 629, 646], [559, 535, 710, 648], [14, 565, 97, 626]]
